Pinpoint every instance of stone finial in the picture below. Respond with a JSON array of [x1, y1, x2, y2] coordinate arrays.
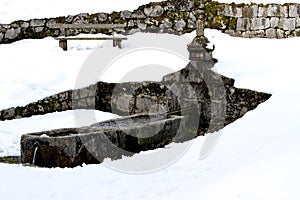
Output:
[[196, 20, 204, 37]]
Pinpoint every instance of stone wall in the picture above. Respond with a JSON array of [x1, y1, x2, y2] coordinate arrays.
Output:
[[0, 0, 300, 44]]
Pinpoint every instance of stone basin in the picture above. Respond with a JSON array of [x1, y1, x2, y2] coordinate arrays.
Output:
[[21, 113, 184, 168]]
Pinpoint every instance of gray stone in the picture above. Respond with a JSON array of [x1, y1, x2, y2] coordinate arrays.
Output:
[[266, 28, 276, 38], [188, 19, 196, 28], [242, 5, 257, 17], [2, 108, 15, 119], [251, 18, 270, 30], [97, 13, 108, 22], [289, 5, 299, 17], [189, 12, 196, 22], [144, 5, 164, 17], [5, 27, 21, 40], [242, 30, 265, 38], [65, 15, 73, 23], [34, 27, 44, 33], [297, 18, 300, 27], [73, 13, 89, 24], [160, 18, 173, 29], [174, 0, 194, 11], [46, 19, 57, 28], [237, 18, 251, 31], [277, 29, 285, 38], [20, 22, 29, 29], [267, 5, 288, 17], [131, 10, 146, 18], [279, 18, 296, 31], [270, 17, 279, 28], [120, 10, 132, 19], [137, 20, 147, 30], [30, 19, 46, 27], [175, 19, 186, 31], [127, 20, 135, 27], [258, 6, 267, 17], [35, 27, 44, 32], [0, 33, 3, 42]]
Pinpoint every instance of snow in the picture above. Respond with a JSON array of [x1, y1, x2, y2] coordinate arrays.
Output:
[[1, 0, 300, 199]]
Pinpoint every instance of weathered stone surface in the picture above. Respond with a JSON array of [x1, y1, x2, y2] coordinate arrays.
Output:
[[30, 19, 46, 27], [270, 17, 279, 28], [97, 13, 108, 22], [131, 10, 146, 18], [1, 108, 15, 120], [251, 18, 270, 30], [174, 0, 194, 11], [267, 5, 288, 17], [289, 5, 299, 17], [258, 6, 267, 17], [224, 5, 242, 17], [160, 18, 173, 29], [35, 27, 44, 32], [277, 29, 285, 38], [0, 33, 3, 42], [5, 27, 21, 40], [175, 19, 186, 31], [266, 28, 276, 38], [279, 18, 296, 31], [242, 30, 265, 38], [137, 20, 147, 30], [120, 10, 132, 19], [242, 5, 258, 18], [237, 18, 251, 31], [20, 22, 29, 29], [73, 13, 89, 24], [21, 114, 184, 167], [297, 18, 300, 27], [144, 5, 164, 17]]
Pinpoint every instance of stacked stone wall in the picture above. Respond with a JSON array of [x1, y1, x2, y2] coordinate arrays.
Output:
[[1, 0, 300, 44]]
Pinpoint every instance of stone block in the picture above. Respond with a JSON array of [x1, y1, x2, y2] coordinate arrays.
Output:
[[224, 5, 242, 18], [289, 5, 299, 17], [297, 18, 300, 27], [120, 10, 132, 19], [2, 108, 15, 120], [258, 6, 267, 17], [137, 20, 147, 30], [174, 0, 194, 11], [279, 18, 296, 31], [161, 18, 173, 29], [97, 13, 108, 22], [144, 5, 164, 17], [35, 27, 44, 32], [251, 18, 270, 30], [242, 6, 256, 18], [20, 22, 29, 29], [277, 29, 285, 38], [30, 19, 46, 27], [270, 17, 279, 28], [266, 28, 276, 38], [0, 33, 3, 42], [131, 10, 146, 19], [5, 27, 21, 40], [267, 5, 288, 17], [175, 19, 186, 32], [237, 18, 251, 31]]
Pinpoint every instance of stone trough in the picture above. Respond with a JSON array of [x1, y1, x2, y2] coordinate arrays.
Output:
[[21, 113, 184, 168]]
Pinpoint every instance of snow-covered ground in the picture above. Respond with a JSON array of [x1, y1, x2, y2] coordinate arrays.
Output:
[[1, 0, 300, 200]]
